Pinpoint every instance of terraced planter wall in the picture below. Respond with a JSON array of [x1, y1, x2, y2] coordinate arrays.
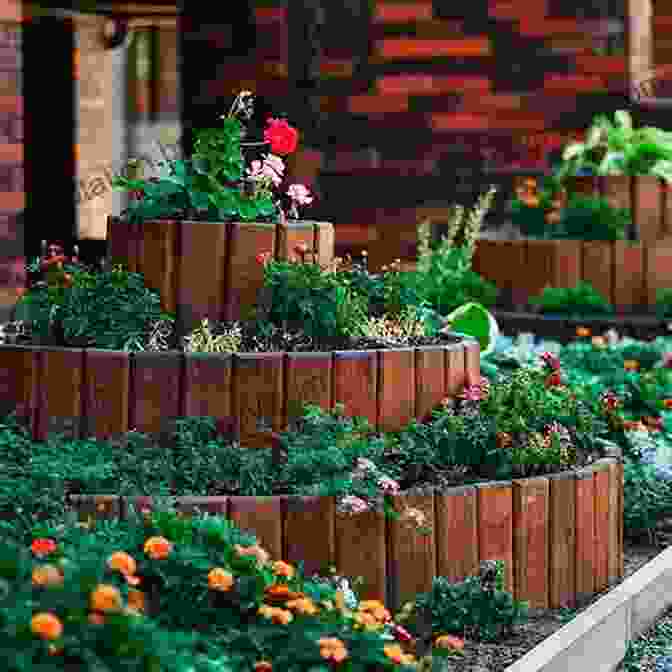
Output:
[[472, 238, 672, 310], [107, 218, 335, 334], [67, 457, 623, 611], [0, 339, 479, 448]]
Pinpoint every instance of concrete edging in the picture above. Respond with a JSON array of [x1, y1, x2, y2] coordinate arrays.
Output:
[[505, 544, 672, 672]]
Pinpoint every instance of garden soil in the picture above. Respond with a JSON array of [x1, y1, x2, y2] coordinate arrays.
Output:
[[437, 539, 666, 671]]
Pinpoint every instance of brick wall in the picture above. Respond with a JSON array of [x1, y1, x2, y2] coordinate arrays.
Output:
[[0, 0, 24, 320]]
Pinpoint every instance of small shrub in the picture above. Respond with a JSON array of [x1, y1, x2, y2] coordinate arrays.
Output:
[[529, 281, 613, 315]]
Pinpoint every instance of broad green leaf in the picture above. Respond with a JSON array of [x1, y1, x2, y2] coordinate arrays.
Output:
[[562, 142, 585, 161], [614, 110, 632, 131]]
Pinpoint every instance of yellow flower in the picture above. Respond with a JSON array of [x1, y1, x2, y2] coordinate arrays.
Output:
[[143, 536, 173, 560], [208, 568, 235, 592], [107, 551, 137, 577], [319, 637, 349, 663], [576, 326, 591, 338], [90, 584, 123, 613], [31, 612, 63, 640], [286, 597, 318, 616], [271, 561, 295, 579], [384, 643, 416, 665], [624, 359, 639, 371], [31, 564, 64, 587]]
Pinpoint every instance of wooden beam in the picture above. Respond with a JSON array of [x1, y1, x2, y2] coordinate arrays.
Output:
[[628, 0, 653, 99]]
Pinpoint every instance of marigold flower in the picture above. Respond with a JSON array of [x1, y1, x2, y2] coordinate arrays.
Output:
[[354, 610, 383, 630], [88, 611, 106, 625], [143, 536, 172, 560], [258, 605, 293, 625], [31, 612, 63, 640], [319, 637, 349, 663], [591, 336, 607, 348], [359, 600, 391, 622], [208, 568, 235, 592], [384, 643, 415, 665], [664, 399, 672, 409], [127, 589, 146, 613], [435, 634, 465, 651], [286, 597, 318, 615], [31, 538, 56, 557], [254, 662, 273, 672], [107, 551, 137, 577], [271, 561, 295, 579], [32, 564, 64, 587], [235, 544, 270, 566], [575, 326, 591, 338], [624, 359, 640, 371], [90, 584, 123, 613]]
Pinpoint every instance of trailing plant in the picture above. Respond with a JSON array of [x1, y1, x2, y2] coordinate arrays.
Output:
[[529, 281, 613, 315], [555, 109, 672, 182], [551, 192, 630, 241], [183, 319, 243, 353]]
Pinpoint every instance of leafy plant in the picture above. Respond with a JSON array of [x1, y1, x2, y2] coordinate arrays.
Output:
[[656, 288, 672, 318], [623, 458, 672, 542], [529, 281, 613, 315], [507, 175, 566, 237], [552, 192, 630, 241], [555, 109, 672, 183]]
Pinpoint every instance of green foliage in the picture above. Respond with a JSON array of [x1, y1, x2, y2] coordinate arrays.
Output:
[[405, 565, 529, 642], [555, 109, 672, 183], [656, 288, 672, 318], [529, 281, 613, 315], [623, 458, 672, 540], [553, 193, 630, 241]]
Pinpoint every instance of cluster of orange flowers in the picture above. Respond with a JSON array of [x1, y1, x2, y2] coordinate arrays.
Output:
[[514, 177, 567, 226], [28, 534, 423, 669]]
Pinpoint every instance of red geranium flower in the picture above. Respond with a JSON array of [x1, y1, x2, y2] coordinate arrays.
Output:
[[31, 539, 57, 557], [264, 118, 299, 156]]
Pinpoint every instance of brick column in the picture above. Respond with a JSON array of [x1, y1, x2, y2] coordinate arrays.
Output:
[[0, 0, 24, 321]]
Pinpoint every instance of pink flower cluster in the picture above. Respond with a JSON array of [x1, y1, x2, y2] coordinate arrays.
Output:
[[247, 154, 285, 187]]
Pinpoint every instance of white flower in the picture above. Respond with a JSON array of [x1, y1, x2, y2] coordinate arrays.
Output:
[[287, 183, 313, 205], [338, 495, 369, 515]]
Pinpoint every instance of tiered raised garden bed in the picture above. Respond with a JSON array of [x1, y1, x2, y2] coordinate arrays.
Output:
[[0, 339, 480, 448], [67, 456, 623, 611], [107, 217, 335, 333]]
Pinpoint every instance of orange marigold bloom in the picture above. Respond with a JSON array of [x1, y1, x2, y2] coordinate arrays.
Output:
[[254, 662, 273, 672], [32, 564, 64, 587], [435, 634, 465, 651], [31, 538, 56, 558], [208, 568, 235, 592], [354, 610, 382, 630], [358, 600, 391, 622], [664, 399, 672, 409], [624, 359, 640, 371], [90, 584, 123, 613], [383, 643, 415, 665], [88, 611, 105, 625], [31, 612, 63, 640], [576, 326, 591, 338], [258, 605, 293, 625], [107, 551, 137, 577], [143, 536, 173, 560], [127, 589, 146, 613], [264, 584, 303, 603], [591, 336, 607, 348], [234, 544, 270, 566], [319, 638, 349, 663], [271, 561, 295, 579], [286, 597, 318, 616]]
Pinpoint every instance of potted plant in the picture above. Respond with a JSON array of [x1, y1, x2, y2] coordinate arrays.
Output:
[[109, 91, 334, 334]]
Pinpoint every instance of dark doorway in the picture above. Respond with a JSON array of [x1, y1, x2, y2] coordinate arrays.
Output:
[[22, 15, 76, 262]]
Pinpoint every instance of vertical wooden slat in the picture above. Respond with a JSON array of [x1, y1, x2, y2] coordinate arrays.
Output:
[[225, 222, 276, 322], [176, 497, 229, 519], [283, 496, 336, 577], [177, 220, 228, 335], [607, 462, 621, 585], [512, 477, 549, 610], [612, 241, 645, 310], [593, 463, 610, 592], [548, 472, 576, 608], [333, 351, 378, 429], [0, 345, 38, 429], [633, 176, 664, 246], [314, 221, 335, 268], [645, 240, 672, 305], [664, 182, 672, 237], [574, 470, 595, 605], [129, 351, 183, 437], [445, 342, 467, 397], [227, 497, 283, 562], [137, 219, 179, 314], [107, 216, 139, 273], [477, 482, 514, 595], [83, 349, 130, 440], [335, 509, 387, 602], [552, 240, 582, 289], [35, 347, 84, 441], [285, 352, 333, 430], [182, 353, 234, 438], [524, 239, 557, 302], [276, 220, 316, 262], [232, 352, 284, 449], [600, 176, 632, 213], [387, 492, 436, 610], [414, 346, 447, 423], [463, 339, 480, 387], [581, 241, 613, 306], [435, 486, 479, 583], [377, 348, 415, 432], [617, 461, 624, 578]]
